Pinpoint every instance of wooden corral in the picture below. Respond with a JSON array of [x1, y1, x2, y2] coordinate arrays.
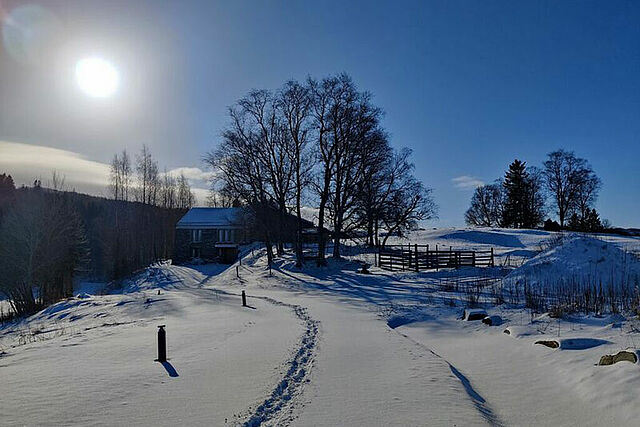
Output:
[[377, 244, 494, 272]]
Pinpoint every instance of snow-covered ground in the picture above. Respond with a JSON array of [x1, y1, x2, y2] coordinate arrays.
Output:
[[3, 228, 640, 426]]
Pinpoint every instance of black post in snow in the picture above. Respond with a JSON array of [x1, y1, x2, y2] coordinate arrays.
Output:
[[157, 325, 167, 362], [242, 290, 247, 307]]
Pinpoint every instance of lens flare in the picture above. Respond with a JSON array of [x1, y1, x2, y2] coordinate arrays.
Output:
[[1, 4, 60, 65]]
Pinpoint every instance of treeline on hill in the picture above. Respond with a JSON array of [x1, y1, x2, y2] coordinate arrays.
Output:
[[205, 73, 437, 267], [0, 165, 191, 317], [109, 144, 195, 208], [465, 149, 606, 232]]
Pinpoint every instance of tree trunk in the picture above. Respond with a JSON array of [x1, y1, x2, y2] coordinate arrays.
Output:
[[264, 234, 274, 267], [367, 217, 374, 247], [332, 217, 342, 259], [317, 203, 327, 266], [295, 205, 304, 267], [316, 170, 331, 266], [294, 163, 304, 267]]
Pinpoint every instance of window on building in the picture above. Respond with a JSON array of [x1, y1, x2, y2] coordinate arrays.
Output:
[[217, 229, 233, 242], [191, 229, 202, 243]]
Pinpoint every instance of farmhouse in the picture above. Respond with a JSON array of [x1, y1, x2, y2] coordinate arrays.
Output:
[[174, 207, 248, 264], [174, 206, 320, 264]]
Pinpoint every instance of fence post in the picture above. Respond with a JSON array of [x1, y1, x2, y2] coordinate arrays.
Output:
[[414, 244, 419, 272], [405, 244, 409, 270], [491, 248, 495, 267], [157, 325, 167, 363], [402, 246, 405, 271], [435, 244, 439, 272], [426, 244, 430, 269], [472, 251, 476, 267]]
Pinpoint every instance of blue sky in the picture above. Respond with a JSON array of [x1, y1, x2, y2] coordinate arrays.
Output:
[[1, 0, 638, 226]]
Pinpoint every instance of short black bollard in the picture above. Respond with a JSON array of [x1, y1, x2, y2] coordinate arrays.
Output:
[[236, 265, 239, 278], [242, 290, 247, 307], [157, 325, 167, 362]]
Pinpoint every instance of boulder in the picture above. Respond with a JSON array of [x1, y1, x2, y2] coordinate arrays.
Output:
[[482, 315, 503, 326], [535, 340, 560, 349], [463, 309, 488, 321], [598, 351, 637, 366]]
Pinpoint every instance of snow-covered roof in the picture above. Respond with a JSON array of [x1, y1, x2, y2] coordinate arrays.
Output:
[[176, 207, 244, 229]]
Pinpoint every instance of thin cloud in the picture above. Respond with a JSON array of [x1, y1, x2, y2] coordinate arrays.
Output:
[[0, 140, 110, 190], [0, 141, 209, 205], [452, 175, 484, 190], [164, 167, 214, 183]]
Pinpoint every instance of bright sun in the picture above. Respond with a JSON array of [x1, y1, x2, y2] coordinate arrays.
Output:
[[75, 57, 119, 98]]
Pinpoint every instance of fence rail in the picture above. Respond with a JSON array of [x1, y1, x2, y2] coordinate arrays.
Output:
[[377, 244, 494, 272]]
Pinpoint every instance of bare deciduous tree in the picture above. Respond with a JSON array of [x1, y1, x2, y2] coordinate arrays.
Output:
[[205, 101, 278, 265], [207, 73, 437, 266], [309, 74, 385, 261], [279, 80, 312, 266], [574, 167, 601, 224], [109, 149, 132, 201], [465, 182, 504, 227], [136, 145, 159, 205], [543, 149, 597, 228], [0, 190, 88, 316], [379, 168, 437, 247], [176, 172, 195, 209]]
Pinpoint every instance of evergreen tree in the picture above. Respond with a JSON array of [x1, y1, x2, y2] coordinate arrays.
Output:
[[0, 173, 16, 220], [584, 208, 603, 232], [502, 160, 545, 229], [569, 208, 602, 232], [502, 160, 529, 228]]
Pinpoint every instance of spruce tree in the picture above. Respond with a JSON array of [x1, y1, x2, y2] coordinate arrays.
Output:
[[502, 160, 529, 228]]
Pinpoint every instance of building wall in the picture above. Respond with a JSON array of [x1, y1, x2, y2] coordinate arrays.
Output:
[[200, 229, 219, 259], [174, 229, 192, 264], [174, 227, 243, 264]]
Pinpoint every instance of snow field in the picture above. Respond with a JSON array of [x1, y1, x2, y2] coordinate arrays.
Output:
[[1, 270, 306, 426], [3, 227, 640, 426]]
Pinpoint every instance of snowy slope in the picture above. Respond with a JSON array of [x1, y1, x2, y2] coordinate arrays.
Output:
[[1, 266, 308, 426], [505, 234, 640, 290], [4, 228, 640, 426]]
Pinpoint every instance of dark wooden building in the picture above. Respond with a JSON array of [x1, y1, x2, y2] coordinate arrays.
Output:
[[174, 206, 319, 264], [174, 208, 247, 264]]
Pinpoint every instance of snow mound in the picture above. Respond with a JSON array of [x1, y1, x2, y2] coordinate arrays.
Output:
[[441, 230, 525, 248], [506, 234, 640, 290]]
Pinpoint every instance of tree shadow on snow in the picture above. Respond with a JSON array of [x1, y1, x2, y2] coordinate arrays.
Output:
[[275, 260, 503, 313]]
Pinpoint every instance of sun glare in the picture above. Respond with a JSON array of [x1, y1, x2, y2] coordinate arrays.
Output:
[[75, 57, 119, 98]]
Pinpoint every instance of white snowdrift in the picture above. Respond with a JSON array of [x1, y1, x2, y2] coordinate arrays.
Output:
[[506, 234, 640, 290]]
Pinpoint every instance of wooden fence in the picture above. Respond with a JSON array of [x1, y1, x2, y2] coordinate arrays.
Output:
[[377, 244, 494, 272]]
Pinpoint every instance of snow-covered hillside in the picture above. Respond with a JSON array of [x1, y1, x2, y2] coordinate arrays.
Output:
[[389, 227, 640, 288], [3, 228, 640, 426], [506, 234, 640, 290]]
